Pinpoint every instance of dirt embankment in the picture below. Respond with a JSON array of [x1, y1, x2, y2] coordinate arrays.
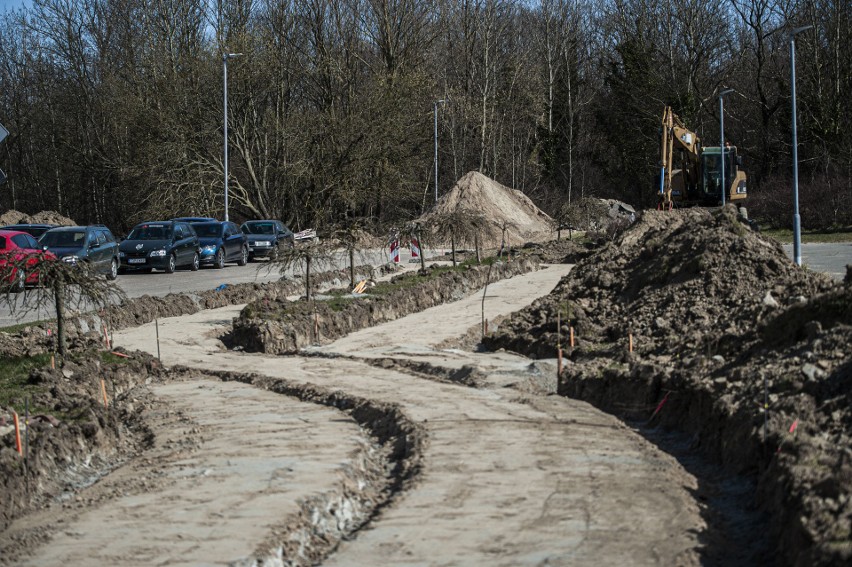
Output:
[[484, 206, 851, 565], [0, 351, 163, 534], [0, 210, 76, 227], [231, 258, 540, 354]]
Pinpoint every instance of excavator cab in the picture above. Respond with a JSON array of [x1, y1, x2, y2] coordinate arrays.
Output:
[[700, 147, 747, 205]]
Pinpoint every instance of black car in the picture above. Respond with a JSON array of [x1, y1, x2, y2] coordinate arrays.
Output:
[[190, 221, 249, 268], [118, 221, 200, 273], [240, 220, 294, 261], [171, 216, 218, 223], [39, 225, 120, 280], [1, 223, 58, 238]]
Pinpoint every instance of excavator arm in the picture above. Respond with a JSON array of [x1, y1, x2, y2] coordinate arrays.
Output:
[[659, 106, 701, 209]]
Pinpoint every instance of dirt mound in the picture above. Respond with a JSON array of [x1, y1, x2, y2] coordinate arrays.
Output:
[[419, 171, 553, 247], [0, 210, 76, 226], [484, 206, 851, 565]]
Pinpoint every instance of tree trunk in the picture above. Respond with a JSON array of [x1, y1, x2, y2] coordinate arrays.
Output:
[[418, 232, 426, 272], [475, 233, 481, 264], [305, 255, 312, 301], [349, 247, 355, 289], [53, 281, 67, 360], [451, 234, 457, 267]]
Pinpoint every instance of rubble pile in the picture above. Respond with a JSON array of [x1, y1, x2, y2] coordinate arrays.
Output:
[[485, 206, 851, 565]]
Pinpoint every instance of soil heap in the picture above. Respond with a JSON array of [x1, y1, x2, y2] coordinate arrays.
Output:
[[0, 210, 76, 226], [485, 206, 851, 565], [419, 171, 553, 248]]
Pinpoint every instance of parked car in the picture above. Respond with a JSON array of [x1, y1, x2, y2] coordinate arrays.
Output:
[[118, 221, 200, 273], [171, 216, 217, 223], [240, 220, 294, 261], [0, 223, 58, 238], [0, 229, 56, 292], [39, 225, 120, 280], [189, 221, 249, 268]]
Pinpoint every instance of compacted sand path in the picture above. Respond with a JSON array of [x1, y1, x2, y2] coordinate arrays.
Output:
[[11, 265, 711, 565]]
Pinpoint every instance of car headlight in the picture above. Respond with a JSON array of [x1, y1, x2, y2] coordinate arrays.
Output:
[[149, 249, 167, 257], [201, 245, 217, 254], [62, 256, 78, 264]]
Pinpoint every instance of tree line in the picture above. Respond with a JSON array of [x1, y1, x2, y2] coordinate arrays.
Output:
[[0, 0, 849, 234]]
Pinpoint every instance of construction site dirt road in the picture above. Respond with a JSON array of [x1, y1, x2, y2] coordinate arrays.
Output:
[[2, 265, 742, 566]]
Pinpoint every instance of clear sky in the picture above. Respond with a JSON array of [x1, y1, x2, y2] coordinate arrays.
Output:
[[0, 0, 29, 13]]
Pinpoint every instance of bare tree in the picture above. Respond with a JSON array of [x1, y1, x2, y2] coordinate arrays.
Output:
[[427, 209, 488, 267], [1, 254, 125, 359]]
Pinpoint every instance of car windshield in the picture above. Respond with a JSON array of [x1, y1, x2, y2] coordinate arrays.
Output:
[[40, 231, 86, 248], [192, 223, 223, 238], [242, 222, 276, 235], [127, 224, 172, 240]]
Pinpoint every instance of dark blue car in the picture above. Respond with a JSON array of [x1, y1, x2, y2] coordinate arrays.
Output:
[[190, 221, 249, 268]]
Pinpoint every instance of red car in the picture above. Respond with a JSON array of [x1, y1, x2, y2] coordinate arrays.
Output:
[[0, 229, 56, 292]]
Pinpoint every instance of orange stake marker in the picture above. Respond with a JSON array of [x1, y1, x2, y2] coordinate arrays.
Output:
[[569, 326, 575, 348], [100, 379, 109, 408], [13, 412, 22, 455], [629, 333, 634, 353]]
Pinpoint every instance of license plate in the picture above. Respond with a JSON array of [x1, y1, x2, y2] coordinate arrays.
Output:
[[128, 258, 146, 264]]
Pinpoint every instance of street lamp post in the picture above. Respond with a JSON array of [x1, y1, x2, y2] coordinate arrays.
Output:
[[790, 25, 812, 267], [223, 51, 242, 222], [719, 88, 734, 207], [433, 99, 446, 204]]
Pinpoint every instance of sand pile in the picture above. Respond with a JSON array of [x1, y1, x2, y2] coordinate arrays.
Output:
[[419, 171, 553, 248], [0, 209, 76, 226]]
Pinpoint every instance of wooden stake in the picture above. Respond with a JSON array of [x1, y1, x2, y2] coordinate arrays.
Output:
[[13, 411, 22, 455], [484, 319, 489, 335], [314, 312, 319, 342], [100, 379, 109, 408], [557, 347, 563, 376], [569, 326, 575, 348], [629, 333, 633, 353], [155, 318, 161, 361]]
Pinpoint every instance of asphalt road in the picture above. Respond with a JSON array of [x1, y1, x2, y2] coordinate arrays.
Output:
[[0, 247, 410, 328], [781, 242, 850, 281]]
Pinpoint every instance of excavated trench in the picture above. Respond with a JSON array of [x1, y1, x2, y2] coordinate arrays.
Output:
[[191, 368, 426, 567]]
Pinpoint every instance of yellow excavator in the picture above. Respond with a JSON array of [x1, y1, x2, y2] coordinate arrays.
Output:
[[658, 106, 747, 210]]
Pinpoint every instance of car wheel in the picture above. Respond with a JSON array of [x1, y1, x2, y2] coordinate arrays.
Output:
[[215, 248, 225, 269], [107, 258, 119, 280], [269, 245, 279, 261], [12, 269, 25, 293], [237, 246, 248, 266], [165, 253, 177, 274], [190, 252, 200, 271]]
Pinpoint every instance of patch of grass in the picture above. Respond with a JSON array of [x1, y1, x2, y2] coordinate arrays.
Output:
[[0, 353, 52, 412], [99, 351, 130, 365], [0, 319, 55, 334], [761, 227, 852, 244]]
